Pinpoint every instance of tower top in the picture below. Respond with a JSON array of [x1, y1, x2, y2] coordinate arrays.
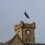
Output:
[[14, 21, 36, 31]]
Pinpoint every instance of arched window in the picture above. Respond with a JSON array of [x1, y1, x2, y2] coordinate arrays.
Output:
[[29, 39, 30, 42], [26, 38, 27, 42], [26, 38, 30, 42]]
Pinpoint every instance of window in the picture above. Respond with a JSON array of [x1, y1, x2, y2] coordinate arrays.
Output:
[[26, 38, 27, 42], [26, 38, 30, 42], [29, 39, 30, 42]]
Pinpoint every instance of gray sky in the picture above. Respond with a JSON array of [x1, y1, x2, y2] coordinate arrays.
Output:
[[0, 0, 45, 43]]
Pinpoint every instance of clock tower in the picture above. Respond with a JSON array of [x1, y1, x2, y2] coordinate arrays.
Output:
[[15, 21, 36, 43]]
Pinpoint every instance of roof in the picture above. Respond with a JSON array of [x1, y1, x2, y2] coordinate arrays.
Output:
[[8, 34, 24, 45]]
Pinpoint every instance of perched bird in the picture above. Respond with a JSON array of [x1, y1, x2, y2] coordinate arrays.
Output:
[[24, 11, 30, 19]]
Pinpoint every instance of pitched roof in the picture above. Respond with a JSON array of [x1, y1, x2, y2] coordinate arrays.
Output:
[[8, 34, 24, 45]]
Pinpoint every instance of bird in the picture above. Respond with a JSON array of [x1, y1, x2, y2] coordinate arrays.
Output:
[[24, 11, 30, 19]]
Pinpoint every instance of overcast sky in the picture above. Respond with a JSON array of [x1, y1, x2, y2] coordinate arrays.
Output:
[[0, 0, 45, 43]]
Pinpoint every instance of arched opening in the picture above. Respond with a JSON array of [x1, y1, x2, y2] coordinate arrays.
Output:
[[26, 38, 30, 42]]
